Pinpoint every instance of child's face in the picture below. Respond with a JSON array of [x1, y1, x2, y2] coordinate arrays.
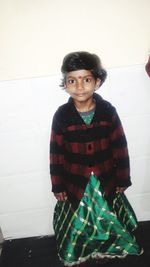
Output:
[[64, 69, 101, 102]]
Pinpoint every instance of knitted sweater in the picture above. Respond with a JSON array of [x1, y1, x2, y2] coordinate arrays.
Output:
[[50, 93, 131, 202]]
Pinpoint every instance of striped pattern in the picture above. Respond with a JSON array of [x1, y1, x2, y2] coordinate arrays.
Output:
[[50, 93, 131, 202], [53, 174, 142, 266]]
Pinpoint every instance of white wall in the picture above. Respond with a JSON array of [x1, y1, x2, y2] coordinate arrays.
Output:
[[0, 0, 150, 239], [0, 75, 67, 239], [0, 65, 150, 239], [0, 0, 150, 80]]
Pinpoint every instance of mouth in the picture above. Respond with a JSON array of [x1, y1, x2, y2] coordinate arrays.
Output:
[[74, 93, 85, 97]]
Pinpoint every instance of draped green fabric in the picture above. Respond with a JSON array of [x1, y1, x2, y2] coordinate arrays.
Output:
[[53, 173, 142, 266]]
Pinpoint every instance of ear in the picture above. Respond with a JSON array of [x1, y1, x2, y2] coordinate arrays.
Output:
[[64, 83, 67, 89], [95, 79, 101, 90]]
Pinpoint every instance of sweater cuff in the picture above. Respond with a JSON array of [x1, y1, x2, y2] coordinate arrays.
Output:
[[116, 179, 132, 188], [52, 184, 65, 193]]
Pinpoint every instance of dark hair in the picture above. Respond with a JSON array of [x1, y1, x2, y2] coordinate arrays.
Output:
[[60, 51, 107, 87]]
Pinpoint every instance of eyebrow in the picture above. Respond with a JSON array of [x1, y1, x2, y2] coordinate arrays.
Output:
[[67, 75, 93, 79]]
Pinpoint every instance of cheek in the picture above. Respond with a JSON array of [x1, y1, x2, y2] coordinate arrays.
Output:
[[65, 88, 73, 94]]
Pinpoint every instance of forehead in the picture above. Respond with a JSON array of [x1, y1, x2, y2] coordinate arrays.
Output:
[[66, 69, 93, 79]]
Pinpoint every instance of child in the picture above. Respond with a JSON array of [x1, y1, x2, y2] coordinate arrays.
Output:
[[50, 51, 143, 267]]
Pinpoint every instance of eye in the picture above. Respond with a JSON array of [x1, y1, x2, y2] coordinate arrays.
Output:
[[84, 77, 92, 83], [67, 79, 76, 84]]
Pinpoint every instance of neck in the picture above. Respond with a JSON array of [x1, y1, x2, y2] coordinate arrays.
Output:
[[74, 98, 96, 112]]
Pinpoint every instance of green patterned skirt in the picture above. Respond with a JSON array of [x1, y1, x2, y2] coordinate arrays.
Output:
[[53, 173, 143, 266]]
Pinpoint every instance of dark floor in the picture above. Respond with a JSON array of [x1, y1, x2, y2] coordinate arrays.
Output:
[[0, 221, 150, 267]]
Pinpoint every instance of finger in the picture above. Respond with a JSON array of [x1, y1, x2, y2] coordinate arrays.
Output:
[[59, 193, 65, 201], [54, 193, 62, 201], [116, 187, 122, 193], [54, 192, 67, 201], [116, 187, 126, 193], [62, 192, 68, 200]]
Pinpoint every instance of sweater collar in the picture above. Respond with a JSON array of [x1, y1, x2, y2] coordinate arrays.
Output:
[[67, 93, 104, 122]]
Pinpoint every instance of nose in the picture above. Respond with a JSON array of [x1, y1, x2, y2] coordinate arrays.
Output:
[[76, 79, 83, 90]]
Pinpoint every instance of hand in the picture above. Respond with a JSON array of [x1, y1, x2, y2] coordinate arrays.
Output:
[[54, 191, 68, 201], [116, 186, 127, 193]]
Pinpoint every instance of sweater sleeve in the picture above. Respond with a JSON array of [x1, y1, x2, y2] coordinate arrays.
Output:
[[50, 113, 65, 193], [110, 108, 132, 188]]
